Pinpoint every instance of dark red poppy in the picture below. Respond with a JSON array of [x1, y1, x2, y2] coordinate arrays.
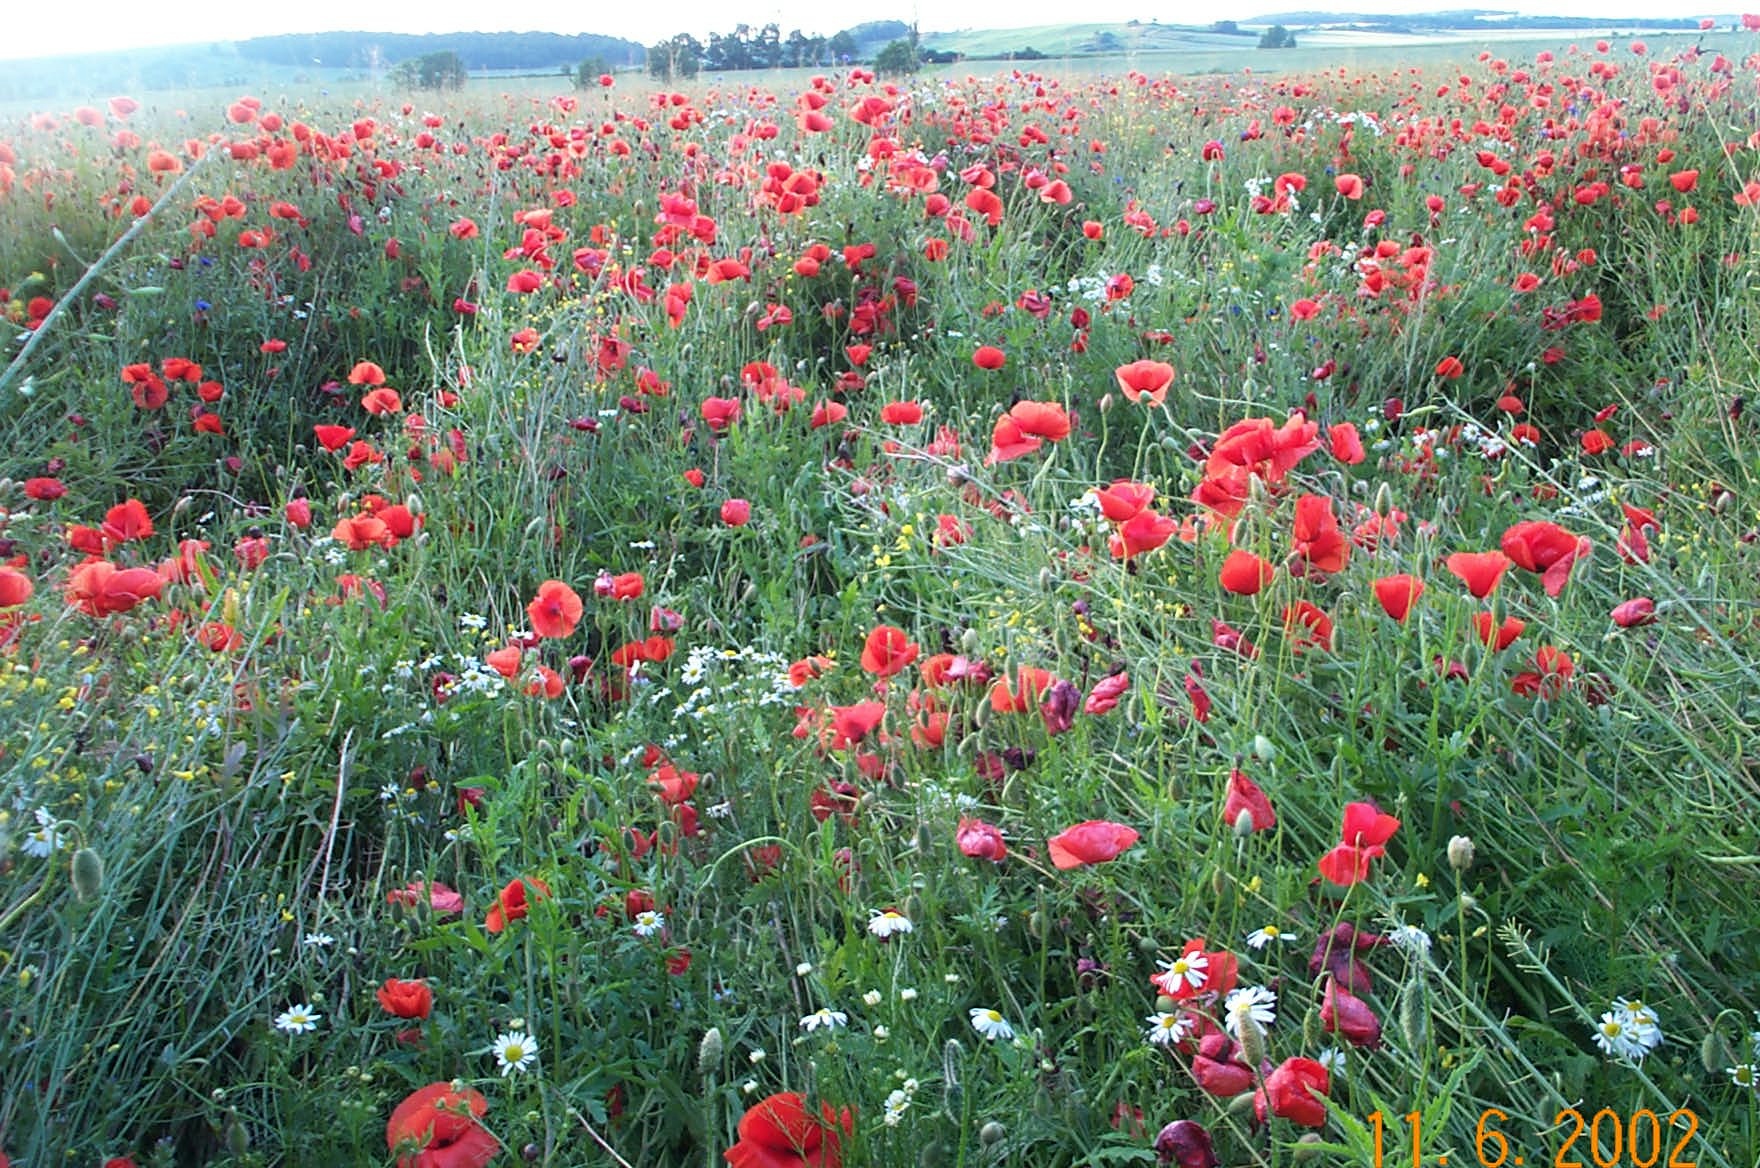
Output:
[[956, 817, 1007, 861], [1321, 976, 1382, 1047]]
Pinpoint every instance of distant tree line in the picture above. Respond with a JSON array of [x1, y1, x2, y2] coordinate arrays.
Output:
[[237, 30, 644, 72]]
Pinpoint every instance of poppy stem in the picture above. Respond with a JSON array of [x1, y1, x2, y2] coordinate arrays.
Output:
[[0, 147, 215, 398]]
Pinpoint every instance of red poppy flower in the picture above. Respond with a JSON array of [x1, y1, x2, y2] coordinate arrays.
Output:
[[989, 665, 1055, 714], [956, 817, 1007, 861], [1611, 597, 1656, 627], [1282, 600, 1335, 653], [362, 387, 404, 415], [24, 477, 67, 500], [1191, 1032, 1255, 1097], [986, 415, 1041, 464], [1500, 520, 1589, 597], [725, 1092, 854, 1168], [1321, 977, 1382, 1047], [0, 567, 33, 608], [701, 397, 742, 432], [348, 360, 388, 387], [1084, 671, 1130, 715], [386, 1082, 495, 1168], [376, 978, 434, 1020], [1371, 574, 1424, 622], [1094, 480, 1153, 522], [527, 579, 582, 639], [101, 498, 154, 545], [484, 876, 549, 934], [825, 701, 885, 750], [1223, 768, 1275, 832], [1114, 359, 1174, 406], [860, 624, 919, 677], [1218, 550, 1275, 596], [387, 881, 464, 914], [972, 345, 1007, 370], [1445, 551, 1510, 598], [1328, 422, 1365, 465], [720, 498, 752, 526], [1434, 355, 1464, 379], [1472, 612, 1525, 650], [1254, 1057, 1330, 1127], [880, 401, 923, 425], [1291, 494, 1349, 574], [1110, 509, 1177, 559], [1009, 400, 1071, 441], [1047, 819, 1139, 870], [65, 561, 164, 617]]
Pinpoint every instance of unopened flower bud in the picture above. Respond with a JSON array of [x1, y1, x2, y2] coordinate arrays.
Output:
[[1373, 481, 1395, 518], [1235, 1013, 1267, 1070], [70, 846, 104, 901], [979, 1121, 1007, 1147], [698, 1027, 723, 1073], [1447, 835, 1475, 872], [1233, 809, 1257, 839], [1701, 1029, 1735, 1075]]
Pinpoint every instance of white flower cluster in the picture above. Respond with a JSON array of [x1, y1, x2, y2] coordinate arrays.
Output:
[[1593, 997, 1663, 1061]]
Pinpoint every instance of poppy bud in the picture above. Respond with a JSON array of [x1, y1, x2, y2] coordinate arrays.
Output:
[[1233, 808, 1257, 838], [1701, 1029, 1735, 1074], [1373, 482, 1394, 518], [1447, 835, 1475, 872], [1236, 1012, 1267, 1070], [71, 846, 104, 901], [1292, 1133, 1325, 1160], [1399, 976, 1428, 1051], [698, 1026, 723, 1073], [1251, 735, 1276, 762], [979, 1121, 1007, 1147], [1211, 868, 1226, 897], [225, 1110, 249, 1155]]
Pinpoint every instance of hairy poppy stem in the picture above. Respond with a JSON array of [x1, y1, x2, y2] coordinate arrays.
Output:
[[0, 148, 214, 398]]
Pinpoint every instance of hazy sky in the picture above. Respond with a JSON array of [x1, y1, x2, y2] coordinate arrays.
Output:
[[1, 2, 1722, 60]]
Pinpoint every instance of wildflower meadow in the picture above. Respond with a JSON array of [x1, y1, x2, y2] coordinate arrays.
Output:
[[2, 25, 1760, 1168]]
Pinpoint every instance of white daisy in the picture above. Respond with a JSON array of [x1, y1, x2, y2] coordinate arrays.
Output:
[[1151, 950, 1209, 995], [1223, 986, 1277, 1038], [969, 1007, 1014, 1042], [632, 909, 665, 937], [883, 1088, 911, 1126], [1593, 1011, 1647, 1059], [799, 1007, 848, 1033], [1244, 925, 1295, 951], [1728, 1063, 1756, 1089], [868, 908, 914, 939], [493, 1030, 539, 1076], [1143, 1011, 1191, 1047], [21, 808, 61, 858], [1317, 1046, 1348, 1076], [274, 1003, 321, 1034], [1387, 925, 1433, 956], [302, 932, 336, 949]]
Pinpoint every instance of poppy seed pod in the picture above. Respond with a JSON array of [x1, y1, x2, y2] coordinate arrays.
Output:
[[71, 846, 104, 901], [979, 1121, 1007, 1147]]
